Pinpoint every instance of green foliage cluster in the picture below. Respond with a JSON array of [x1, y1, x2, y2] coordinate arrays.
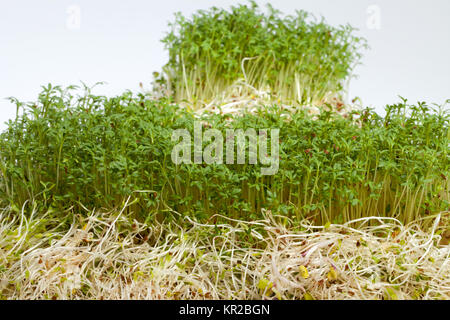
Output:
[[0, 85, 448, 225], [161, 1, 367, 107]]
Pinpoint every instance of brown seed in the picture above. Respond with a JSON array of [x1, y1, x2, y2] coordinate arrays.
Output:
[[439, 230, 450, 246]]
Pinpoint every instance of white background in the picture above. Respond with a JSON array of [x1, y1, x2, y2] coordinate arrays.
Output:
[[0, 0, 449, 130]]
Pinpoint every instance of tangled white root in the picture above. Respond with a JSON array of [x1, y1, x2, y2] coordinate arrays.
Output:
[[0, 205, 448, 300]]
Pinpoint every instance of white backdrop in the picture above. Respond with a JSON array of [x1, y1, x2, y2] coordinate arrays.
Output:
[[0, 0, 449, 130]]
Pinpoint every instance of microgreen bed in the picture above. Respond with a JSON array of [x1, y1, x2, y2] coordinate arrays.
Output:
[[159, 1, 367, 108], [0, 1, 449, 301], [0, 203, 448, 300], [1, 85, 448, 227]]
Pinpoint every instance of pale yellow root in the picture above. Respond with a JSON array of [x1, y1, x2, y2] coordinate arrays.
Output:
[[0, 205, 448, 300]]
